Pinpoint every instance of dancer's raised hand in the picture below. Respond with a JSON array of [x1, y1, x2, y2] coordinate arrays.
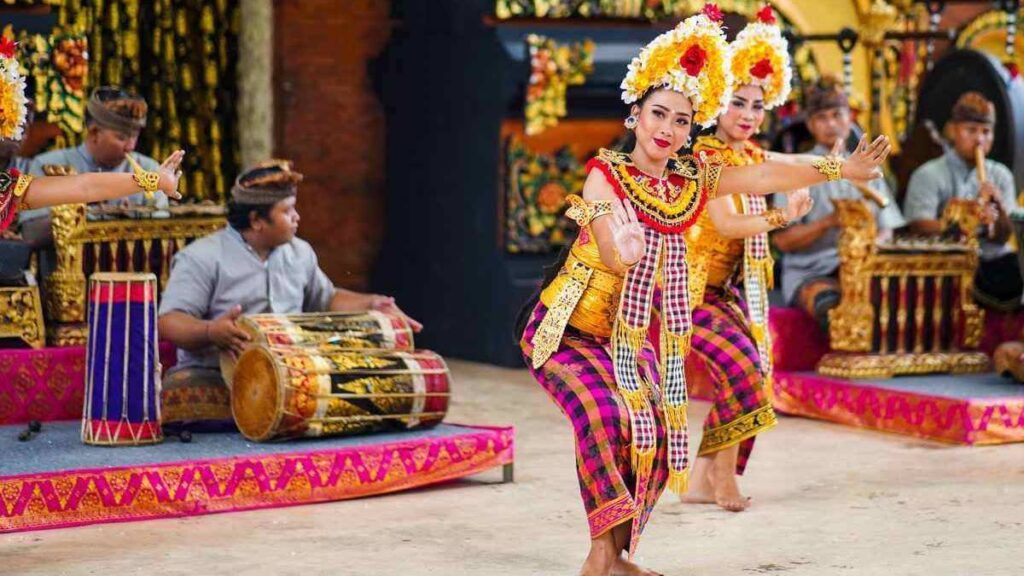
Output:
[[842, 135, 891, 182], [157, 150, 186, 200], [784, 188, 814, 222], [609, 198, 645, 267]]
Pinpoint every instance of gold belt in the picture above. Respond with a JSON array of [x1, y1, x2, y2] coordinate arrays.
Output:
[[532, 253, 623, 368]]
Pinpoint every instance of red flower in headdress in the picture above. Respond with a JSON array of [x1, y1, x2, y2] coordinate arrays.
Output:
[[757, 4, 776, 25], [0, 37, 16, 59], [702, 3, 724, 23], [680, 45, 708, 76], [750, 58, 774, 79], [1007, 61, 1020, 79]]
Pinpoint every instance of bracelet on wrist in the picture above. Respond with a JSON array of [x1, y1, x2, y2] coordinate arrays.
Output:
[[812, 155, 843, 182], [763, 208, 790, 230]]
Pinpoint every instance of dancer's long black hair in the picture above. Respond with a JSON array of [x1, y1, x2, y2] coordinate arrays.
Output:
[[513, 242, 574, 343]]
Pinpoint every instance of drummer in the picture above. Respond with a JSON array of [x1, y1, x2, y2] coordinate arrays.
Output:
[[903, 91, 1021, 310], [158, 160, 422, 408]]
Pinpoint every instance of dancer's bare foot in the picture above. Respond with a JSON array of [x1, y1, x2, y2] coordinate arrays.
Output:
[[579, 529, 619, 576], [708, 447, 750, 512], [579, 544, 616, 576], [612, 556, 665, 576]]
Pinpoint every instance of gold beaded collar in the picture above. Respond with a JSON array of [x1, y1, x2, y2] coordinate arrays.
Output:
[[586, 148, 705, 234]]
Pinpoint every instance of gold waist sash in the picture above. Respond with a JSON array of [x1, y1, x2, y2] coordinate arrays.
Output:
[[705, 246, 743, 288], [530, 251, 623, 368]]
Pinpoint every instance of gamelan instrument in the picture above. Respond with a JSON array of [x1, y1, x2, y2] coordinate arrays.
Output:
[[221, 310, 416, 382], [82, 272, 163, 445], [230, 345, 450, 442]]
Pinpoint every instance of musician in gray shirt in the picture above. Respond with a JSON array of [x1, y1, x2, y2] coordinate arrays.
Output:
[[22, 87, 167, 224], [773, 76, 906, 332], [157, 160, 421, 428], [903, 91, 1021, 310]]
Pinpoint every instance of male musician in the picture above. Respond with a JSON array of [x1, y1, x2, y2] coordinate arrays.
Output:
[[773, 75, 906, 331], [157, 160, 420, 426], [22, 86, 167, 225], [904, 91, 1021, 310]]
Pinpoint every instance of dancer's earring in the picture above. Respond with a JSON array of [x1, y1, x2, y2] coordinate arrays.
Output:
[[624, 115, 638, 130]]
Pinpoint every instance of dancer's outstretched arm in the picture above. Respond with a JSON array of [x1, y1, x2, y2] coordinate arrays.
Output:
[[708, 188, 813, 239], [19, 150, 184, 209], [718, 135, 890, 197]]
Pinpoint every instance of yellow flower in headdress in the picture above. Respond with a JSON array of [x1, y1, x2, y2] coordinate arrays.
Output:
[[0, 36, 29, 141], [729, 5, 792, 110], [620, 3, 732, 128]]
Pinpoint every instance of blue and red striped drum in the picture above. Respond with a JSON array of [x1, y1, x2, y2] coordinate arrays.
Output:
[[82, 272, 163, 445]]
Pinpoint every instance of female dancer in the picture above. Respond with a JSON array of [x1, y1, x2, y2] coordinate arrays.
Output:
[[682, 4, 804, 512], [0, 39, 183, 232], [516, 5, 890, 575]]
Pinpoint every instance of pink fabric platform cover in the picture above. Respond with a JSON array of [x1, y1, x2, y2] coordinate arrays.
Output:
[[0, 424, 514, 533], [0, 342, 177, 426]]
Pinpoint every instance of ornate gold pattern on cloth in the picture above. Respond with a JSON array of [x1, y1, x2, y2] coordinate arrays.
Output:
[[0, 425, 513, 533], [698, 403, 777, 455], [535, 259, 592, 369], [564, 194, 614, 227], [535, 232, 624, 366], [587, 493, 638, 539]]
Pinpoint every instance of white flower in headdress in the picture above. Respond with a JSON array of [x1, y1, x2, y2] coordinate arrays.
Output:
[[729, 4, 793, 110], [619, 3, 733, 127], [0, 37, 29, 141]]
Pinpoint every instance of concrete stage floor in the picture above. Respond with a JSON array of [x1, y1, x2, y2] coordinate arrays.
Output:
[[4, 360, 1022, 575]]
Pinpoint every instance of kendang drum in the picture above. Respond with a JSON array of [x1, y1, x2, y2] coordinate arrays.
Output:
[[221, 311, 416, 382], [82, 272, 163, 445], [231, 346, 450, 442]]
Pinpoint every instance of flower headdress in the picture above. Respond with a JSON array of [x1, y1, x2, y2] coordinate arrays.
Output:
[[0, 36, 29, 141], [728, 4, 792, 110], [620, 3, 732, 127]]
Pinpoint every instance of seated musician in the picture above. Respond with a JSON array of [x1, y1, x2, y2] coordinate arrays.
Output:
[[157, 160, 421, 423], [20, 86, 168, 231], [903, 91, 1021, 311], [773, 76, 906, 331]]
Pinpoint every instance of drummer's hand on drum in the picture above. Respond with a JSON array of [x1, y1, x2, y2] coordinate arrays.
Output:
[[370, 295, 424, 333], [207, 305, 250, 356]]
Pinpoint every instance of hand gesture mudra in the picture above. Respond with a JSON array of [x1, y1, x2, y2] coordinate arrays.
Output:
[[829, 138, 845, 157], [609, 198, 645, 267], [157, 150, 186, 200], [784, 188, 814, 222], [842, 135, 891, 182]]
